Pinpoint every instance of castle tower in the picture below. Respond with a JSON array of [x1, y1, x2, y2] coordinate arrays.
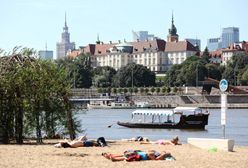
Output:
[[167, 13, 179, 42]]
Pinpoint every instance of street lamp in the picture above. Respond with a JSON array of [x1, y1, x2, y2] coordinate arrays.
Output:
[[196, 64, 199, 87]]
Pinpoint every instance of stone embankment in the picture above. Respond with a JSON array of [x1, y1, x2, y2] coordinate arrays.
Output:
[[132, 95, 248, 109]]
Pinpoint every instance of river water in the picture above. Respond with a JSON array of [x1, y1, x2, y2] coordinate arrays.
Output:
[[77, 108, 248, 146]]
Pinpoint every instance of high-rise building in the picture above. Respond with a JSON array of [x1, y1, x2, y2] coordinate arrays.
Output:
[[221, 27, 239, 48], [39, 50, 53, 60], [207, 38, 222, 51], [39, 43, 53, 60], [132, 31, 156, 42], [56, 14, 75, 59], [185, 38, 201, 51]]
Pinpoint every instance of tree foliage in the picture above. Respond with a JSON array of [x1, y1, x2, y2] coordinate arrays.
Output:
[[222, 52, 248, 85], [92, 66, 116, 87], [0, 52, 78, 144], [56, 53, 92, 88], [113, 63, 155, 87]]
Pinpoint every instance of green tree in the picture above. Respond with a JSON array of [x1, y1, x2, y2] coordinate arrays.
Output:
[[201, 47, 210, 64], [241, 66, 248, 85], [0, 53, 78, 144], [156, 87, 161, 95], [222, 52, 248, 85], [56, 53, 92, 88], [134, 87, 138, 95], [150, 87, 155, 95], [113, 63, 155, 87], [92, 66, 116, 87]]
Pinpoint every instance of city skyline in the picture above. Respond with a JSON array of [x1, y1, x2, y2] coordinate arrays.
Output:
[[1, 0, 247, 57]]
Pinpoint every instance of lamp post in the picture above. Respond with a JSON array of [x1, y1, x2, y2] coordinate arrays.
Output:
[[73, 59, 76, 89], [196, 64, 199, 87]]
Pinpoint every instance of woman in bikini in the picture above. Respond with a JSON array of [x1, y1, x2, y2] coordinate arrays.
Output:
[[140, 136, 181, 145]]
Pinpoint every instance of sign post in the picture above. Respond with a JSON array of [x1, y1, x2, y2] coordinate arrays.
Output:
[[219, 79, 228, 139]]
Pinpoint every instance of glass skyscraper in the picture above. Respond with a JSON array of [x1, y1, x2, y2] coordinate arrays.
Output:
[[221, 27, 239, 48]]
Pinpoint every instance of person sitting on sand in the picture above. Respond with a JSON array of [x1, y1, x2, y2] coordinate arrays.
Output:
[[140, 136, 181, 145], [102, 150, 172, 161], [54, 135, 98, 148]]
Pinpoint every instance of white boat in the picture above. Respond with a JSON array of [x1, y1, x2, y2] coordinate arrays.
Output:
[[117, 107, 210, 129], [87, 100, 134, 109], [134, 101, 155, 108], [87, 94, 134, 109]]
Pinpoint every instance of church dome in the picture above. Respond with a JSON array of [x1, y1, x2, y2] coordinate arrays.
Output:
[[110, 42, 133, 53]]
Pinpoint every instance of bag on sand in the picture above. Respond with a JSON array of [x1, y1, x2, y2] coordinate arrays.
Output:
[[97, 137, 107, 147]]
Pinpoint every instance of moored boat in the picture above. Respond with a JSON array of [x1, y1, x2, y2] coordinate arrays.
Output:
[[117, 107, 209, 129]]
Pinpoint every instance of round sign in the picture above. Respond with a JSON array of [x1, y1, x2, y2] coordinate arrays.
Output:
[[219, 79, 228, 92]]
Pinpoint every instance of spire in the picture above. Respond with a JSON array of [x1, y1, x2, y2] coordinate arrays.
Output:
[[172, 11, 174, 25], [169, 11, 177, 36], [167, 11, 179, 42], [63, 12, 68, 32], [65, 12, 67, 27], [96, 33, 101, 44]]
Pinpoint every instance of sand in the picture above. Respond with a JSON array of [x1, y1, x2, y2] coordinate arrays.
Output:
[[0, 140, 248, 168]]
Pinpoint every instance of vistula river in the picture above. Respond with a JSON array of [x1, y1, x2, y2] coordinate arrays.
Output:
[[76, 108, 248, 146]]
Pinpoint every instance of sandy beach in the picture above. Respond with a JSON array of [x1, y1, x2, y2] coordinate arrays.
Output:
[[0, 140, 248, 168]]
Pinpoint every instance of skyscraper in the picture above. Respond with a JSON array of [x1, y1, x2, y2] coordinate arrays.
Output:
[[39, 43, 53, 60], [207, 38, 222, 51], [56, 14, 75, 59], [221, 27, 239, 48], [132, 31, 156, 42], [185, 38, 201, 50]]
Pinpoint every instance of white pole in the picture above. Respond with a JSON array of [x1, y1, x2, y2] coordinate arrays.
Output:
[[221, 93, 227, 139]]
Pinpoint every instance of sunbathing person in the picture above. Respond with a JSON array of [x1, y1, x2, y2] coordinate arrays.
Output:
[[54, 135, 98, 148], [140, 136, 181, 145], [102, 150, 172, 161]]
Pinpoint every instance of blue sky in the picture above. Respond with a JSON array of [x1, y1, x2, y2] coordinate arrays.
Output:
[[1, 0, 247, 53]]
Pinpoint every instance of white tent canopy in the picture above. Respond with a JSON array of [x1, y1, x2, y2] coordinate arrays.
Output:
[[173, 107, 202, 113]]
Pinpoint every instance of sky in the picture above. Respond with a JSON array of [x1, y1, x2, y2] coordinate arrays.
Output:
[[1, 0, 248, 55]]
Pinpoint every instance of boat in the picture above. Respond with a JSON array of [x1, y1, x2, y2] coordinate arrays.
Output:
[[134, 101, 155, 108], [87, 100, 134, 109], [117, 107, 210, 129], [87, 94, 135, 109]]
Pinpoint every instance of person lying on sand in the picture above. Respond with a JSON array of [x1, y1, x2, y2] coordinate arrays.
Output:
[[54, 135, 99, 148], [102, 150, 172, 161], [140, 136, 181, 145]]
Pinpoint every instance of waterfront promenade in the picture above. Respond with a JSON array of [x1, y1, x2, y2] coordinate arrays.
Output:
[[70, 87, 248, 108]]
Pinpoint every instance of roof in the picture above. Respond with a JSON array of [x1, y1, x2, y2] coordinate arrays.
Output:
[[209, 49, 222, 57], [132, 109, 173, 116], [165, 40, 198, 52], [173, 107, 202, 113], [67, 49, 81, 58], [131, 39, 166, 53]]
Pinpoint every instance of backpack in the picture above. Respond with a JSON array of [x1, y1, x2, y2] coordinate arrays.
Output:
[[97, 137, 107, 147]]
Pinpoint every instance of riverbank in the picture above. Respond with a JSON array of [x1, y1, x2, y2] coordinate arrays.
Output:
[[1, 140, 248, 168]]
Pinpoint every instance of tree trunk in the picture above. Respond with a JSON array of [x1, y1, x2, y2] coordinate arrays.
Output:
[[15, 88, 23, 144], [35, 101, 42, 144], [63, 96, 75, 140]]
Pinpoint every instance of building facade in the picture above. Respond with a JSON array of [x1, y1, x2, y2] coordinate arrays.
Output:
[[132, 31, 157, 42], [69, 15, 198, 73], [38, 50, 53, 60], [207, 38, 222, 51], [56, 15, 75, 59], [185, 38, 201, 51], [221, 27, 239, 49]]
